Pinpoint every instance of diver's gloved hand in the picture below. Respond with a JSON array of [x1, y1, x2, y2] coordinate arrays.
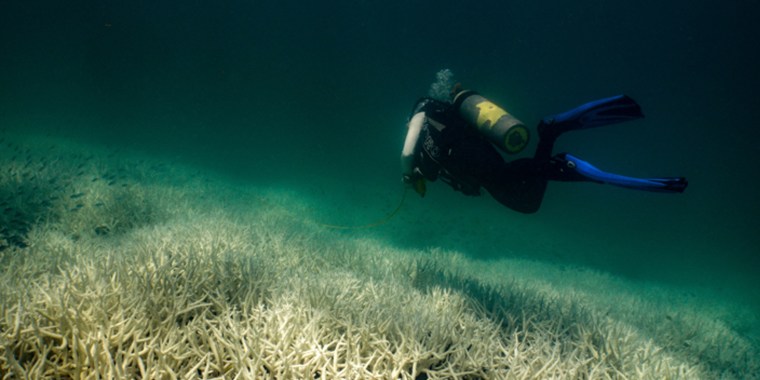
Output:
[[402, 172, 426, 197]]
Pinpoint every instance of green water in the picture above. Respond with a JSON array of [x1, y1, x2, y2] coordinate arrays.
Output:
[[2, 0, 758, 365]]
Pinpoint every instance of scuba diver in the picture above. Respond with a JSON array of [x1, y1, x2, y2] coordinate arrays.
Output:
[[401, 82, 688, 214]]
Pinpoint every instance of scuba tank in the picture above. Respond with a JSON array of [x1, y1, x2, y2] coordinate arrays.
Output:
[[452, 89, 530, 154]]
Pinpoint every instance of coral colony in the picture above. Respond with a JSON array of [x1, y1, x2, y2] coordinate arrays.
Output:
[[1, 130, 757, 379]]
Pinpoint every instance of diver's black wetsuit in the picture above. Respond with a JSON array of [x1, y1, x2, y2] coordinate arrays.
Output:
[[403, 92, 687, 213], [409, 97, 576, 214]]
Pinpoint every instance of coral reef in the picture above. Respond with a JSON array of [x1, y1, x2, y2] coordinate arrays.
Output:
[[0, 132, 758, 379]]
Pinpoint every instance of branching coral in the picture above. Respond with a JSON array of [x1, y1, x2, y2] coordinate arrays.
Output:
[[1, 133, 758, 379]]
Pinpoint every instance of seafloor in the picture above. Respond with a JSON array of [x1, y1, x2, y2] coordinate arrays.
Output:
[[1, 130, 758, 379]]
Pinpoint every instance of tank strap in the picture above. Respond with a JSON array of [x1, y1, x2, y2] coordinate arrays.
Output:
[[452, 89, 477, 109]]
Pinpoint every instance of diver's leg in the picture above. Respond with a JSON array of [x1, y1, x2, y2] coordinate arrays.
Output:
[[443, 137, 549, 213], [483, 159, 548, 214], [534, 134, 557, 161]]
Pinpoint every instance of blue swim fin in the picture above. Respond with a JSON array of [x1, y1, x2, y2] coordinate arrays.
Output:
[[556, 153, 688, 193], [539, 95, 644, 140]]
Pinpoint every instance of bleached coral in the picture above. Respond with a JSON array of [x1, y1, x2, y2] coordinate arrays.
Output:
[[0, 133, 757, 379]]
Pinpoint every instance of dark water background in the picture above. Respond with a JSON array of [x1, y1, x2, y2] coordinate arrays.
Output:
[[2, 1, 759, 308]]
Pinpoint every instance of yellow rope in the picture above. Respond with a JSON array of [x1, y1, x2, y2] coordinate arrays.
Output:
[[316, 188, 408, 230]]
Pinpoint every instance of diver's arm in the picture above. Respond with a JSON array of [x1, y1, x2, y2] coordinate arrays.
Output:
[[401, 112, 425, 178]]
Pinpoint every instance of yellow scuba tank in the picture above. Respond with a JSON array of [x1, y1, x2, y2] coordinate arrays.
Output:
[[452, 90, 530, 154]]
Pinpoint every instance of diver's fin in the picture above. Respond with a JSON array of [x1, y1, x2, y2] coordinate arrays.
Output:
[[538, 95, 644, 140], [554, 153, 688, 193]]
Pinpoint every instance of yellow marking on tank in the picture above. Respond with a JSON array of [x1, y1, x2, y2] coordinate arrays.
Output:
[[476, 101, 507, 129]]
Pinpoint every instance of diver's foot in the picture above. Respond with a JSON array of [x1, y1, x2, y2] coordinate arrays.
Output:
[[550, 153, 688, 193], [538, 95, 644, 140]]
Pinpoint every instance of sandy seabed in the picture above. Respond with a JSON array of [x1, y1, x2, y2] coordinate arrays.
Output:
[[1, 131, 758, 379]]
